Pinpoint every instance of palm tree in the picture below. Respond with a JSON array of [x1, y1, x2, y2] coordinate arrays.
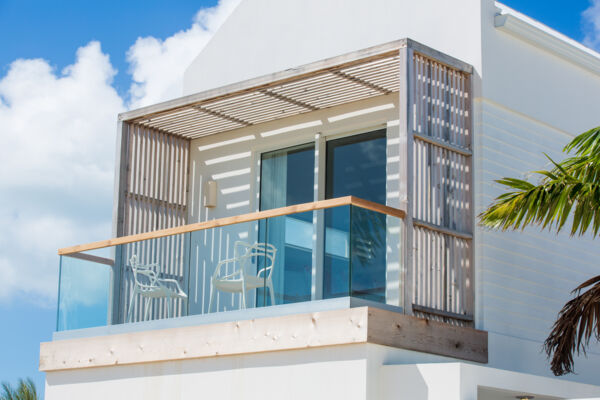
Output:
[[0, 378, 38, 400], [479, 126, 600, 376]]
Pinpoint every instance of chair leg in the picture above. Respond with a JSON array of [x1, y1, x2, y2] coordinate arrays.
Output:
[[208, 284, 216, 313], [144, 297, 152, 321], [241, 281, 246, 310], [127, 291, 136, 323], [166, 298, 172, 319], [268, 280, 275, 307]]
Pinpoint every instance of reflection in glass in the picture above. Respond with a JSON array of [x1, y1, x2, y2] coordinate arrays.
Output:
[[324, 130, 387, 300], [57, 253, 111, 331], [259, 143, 315, 305]]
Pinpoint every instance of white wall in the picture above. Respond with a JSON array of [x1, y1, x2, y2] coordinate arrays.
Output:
[[181, 0, 600, 385], [183, 0, 484, 95], [44, 343, 600, 400], [380, 362, 600, 400], [45, 345, 369, 400], [473, 0, 600, 385], [43, 343, 464, 400]]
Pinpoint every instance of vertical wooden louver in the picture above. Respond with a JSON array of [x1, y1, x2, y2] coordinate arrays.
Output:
[[409, 52, 473, 325], [114, 123, 190, 323]]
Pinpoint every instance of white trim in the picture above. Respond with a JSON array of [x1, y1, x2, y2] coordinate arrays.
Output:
[[494, 2, 600, 75]]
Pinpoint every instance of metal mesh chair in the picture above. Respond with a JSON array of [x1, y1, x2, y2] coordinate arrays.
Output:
[[208, 241, 277, 312], [126, 255, 188, 322]]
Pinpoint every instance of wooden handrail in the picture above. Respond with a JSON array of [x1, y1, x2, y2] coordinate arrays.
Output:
[[58, 196, 406, 255]]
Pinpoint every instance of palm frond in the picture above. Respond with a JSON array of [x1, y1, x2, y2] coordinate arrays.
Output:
[[0, 379, 37, 400], [544, 276, 600, 375], [479, 153, 600, 237]]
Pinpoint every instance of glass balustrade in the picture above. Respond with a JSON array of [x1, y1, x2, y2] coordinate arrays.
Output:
[[57, 201, 403, 331]]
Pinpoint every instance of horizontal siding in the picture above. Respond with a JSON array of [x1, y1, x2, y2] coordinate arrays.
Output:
[[475, 100, 600, 347]]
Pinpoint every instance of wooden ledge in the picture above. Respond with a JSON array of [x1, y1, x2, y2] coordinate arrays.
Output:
[[58, 196, 406, 255], [40, 307, 487, 372]]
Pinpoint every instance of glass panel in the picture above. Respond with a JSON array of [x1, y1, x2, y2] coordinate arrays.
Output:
[[323, 206, 350, 299], [119, 233, 190, 323], [57, 251, 112, 331], [260, 143, 314, 209], [257, 212, 313, 305], [260, 143, 315, 306], [56, 203, 402, 331], [325, 129, 387, 204], [188, 223, 263, 314], [350, 206, 387, 303]]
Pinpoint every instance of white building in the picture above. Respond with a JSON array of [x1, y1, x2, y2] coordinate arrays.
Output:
[[41, 1, 600, 399]]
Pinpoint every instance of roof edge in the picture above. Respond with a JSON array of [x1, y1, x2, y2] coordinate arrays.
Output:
[[495, 2, 600, 75], [119, 38, 473, 123]]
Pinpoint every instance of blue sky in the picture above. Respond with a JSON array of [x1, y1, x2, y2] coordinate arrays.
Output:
[[0, 0, 598, 395]]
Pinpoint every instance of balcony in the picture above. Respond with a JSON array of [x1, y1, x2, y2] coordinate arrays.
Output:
[[57, 197, 404, 332], [43, 39, 484, 372]]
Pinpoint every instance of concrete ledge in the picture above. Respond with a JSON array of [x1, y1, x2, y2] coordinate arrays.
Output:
[[40, 307, 487, 371]]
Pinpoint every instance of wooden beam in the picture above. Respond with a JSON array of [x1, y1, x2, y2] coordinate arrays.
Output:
[[413, 133, 472, 156], [406, 39, 473, 74], [259, 89, 319, 111], [413, 218, 473, 240], [411, 304, 474, 322], [39, 307, 487, 371], [332, 70, 391, 94], [58, 196, 406, 255], [366, 307, 487, 363], [118, 40, 407, 122]]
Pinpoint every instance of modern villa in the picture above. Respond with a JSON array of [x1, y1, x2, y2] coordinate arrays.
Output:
[[41, 0, 600, 399]]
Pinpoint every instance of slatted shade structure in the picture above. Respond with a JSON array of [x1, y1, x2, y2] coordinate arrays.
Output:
[[124, 53, 400, 139], [110, 38, 474, 325]]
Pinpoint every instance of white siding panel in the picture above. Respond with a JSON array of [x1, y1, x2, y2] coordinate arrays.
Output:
[[476, 100, 600, 348]]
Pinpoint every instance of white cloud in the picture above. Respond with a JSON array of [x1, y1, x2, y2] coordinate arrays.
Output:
[[0, 0, 240, 305], [583, 0, 600, 50], [0, 41, 123, 303], [127, 0, 241, 108]]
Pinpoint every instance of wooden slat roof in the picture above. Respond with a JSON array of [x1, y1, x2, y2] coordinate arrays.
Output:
[[121, 41, 405, 139]]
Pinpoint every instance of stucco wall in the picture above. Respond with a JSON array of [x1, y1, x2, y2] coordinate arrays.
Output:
[[182, 0, 483, 95]]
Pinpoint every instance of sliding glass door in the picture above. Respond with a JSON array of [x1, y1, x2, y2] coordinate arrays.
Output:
[[324, 129, 387, 302], [259, 143, 314, 305]]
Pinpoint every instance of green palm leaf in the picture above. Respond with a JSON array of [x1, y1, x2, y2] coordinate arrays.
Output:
[[0, 378, 37, 400]]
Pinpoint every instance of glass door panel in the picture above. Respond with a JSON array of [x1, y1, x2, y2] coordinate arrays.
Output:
[[324, 129, 387, 301], [259, 143, 315, 305]]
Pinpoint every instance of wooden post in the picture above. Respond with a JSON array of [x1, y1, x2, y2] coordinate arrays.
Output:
[[399, 45, 414, 315], [110, 120, 130, 324]]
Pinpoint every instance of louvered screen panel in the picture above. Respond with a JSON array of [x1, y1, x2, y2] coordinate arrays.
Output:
[[410, 53, 473, 326], [117, 124, 190, 323]]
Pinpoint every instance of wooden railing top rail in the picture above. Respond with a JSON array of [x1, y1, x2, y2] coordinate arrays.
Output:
[[58, 196, 406, 255]]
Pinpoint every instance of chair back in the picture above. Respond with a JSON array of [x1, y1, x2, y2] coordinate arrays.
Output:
[[242, 242, 277, 279], [129, 255, 159, 292]]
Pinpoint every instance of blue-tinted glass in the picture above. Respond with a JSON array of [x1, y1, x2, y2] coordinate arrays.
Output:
[[57, 254, 111, 331], [259, 144, 315, 306], [324, 130, 387, 300], [325, 129, 387, 204], [257, 212, 313, 305], [323, 206, 350, 299], [350, 206, 386, 303]]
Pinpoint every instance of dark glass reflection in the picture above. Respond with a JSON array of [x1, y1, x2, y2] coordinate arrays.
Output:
[[324, 130, 387, 301]]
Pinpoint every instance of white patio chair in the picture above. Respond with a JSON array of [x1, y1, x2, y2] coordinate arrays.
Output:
[[208, 241, 277, 312], [126, 255, 188, 323]]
